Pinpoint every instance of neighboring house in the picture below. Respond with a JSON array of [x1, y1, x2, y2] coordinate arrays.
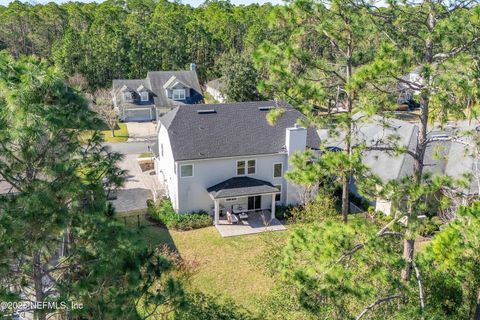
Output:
[[205, 78, 226, 103], [397, 66, 423, 105], [319, 117, 479, 215], [153, 101, 320, 224], [112, 68, 203, 122]]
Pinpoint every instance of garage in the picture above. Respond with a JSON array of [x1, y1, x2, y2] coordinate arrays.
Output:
[[124, 108, 152, 122]]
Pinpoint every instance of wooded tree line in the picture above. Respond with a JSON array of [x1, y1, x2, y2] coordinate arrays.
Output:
[[0, 0, 277, 89]]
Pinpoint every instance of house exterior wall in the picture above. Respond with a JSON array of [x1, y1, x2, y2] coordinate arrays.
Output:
[[206, 86, 226, 103], [175, 154, 288, 213], [155, 124, 179, 210], [375, 198, 393, 215], [285, 126, 307, 205]]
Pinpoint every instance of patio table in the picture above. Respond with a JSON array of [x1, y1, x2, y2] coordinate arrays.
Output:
[[238, 212, 248, 220]]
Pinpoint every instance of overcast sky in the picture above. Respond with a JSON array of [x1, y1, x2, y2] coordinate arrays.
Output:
[[0, 0, 284, 7]]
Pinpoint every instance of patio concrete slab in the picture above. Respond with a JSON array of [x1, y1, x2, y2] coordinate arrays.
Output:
[[110, 154, 165, 212], [126, 122, 157, 142], [215, 211, 286, 237]]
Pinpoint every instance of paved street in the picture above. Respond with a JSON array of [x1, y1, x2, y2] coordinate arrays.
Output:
[[104, 140, 155, 155]]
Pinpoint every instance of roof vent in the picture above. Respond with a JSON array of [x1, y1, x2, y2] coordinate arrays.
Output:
[[197, 109, 216, 114], [258, 106, 274, 111]]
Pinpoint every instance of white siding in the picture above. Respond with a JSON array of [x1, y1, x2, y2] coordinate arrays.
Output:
[[155, 124, 179, 210], [175, 154, 290, 213], [206, 86, 226, 103]]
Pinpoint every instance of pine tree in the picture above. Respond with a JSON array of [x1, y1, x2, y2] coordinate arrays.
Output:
[[0, 53, 183, 319]]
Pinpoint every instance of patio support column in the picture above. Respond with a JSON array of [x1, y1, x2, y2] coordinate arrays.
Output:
[[271, 194, 276, 221], [214, 199, 220, 225]]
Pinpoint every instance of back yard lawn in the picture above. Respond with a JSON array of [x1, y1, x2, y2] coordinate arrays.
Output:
[[123, 213, 290, 313]]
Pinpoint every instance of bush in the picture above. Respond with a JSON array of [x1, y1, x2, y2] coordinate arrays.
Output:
[[349, 193, 371, 211], [275, 204, 295, 220], [290, 193, 337, 224], [418, 216, 442, 237], [147, 199, 212, 231]]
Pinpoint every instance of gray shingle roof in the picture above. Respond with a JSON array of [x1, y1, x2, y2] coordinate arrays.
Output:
[[147, 71, 203, 107], [207, 177, 279, 199], [0, 181, 17, 195], [318, 115, 419, 182], [319, 116, 479, 195], [159, 101, 320, 161], [112, 71, 203, 109]]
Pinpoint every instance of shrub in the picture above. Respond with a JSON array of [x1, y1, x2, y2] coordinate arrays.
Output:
[[147, 199, 212, 231], [275, 204, 295, 220], [418, 216, 442, 237], [349, 192, 371, 211], [290, 193, 337, 224]]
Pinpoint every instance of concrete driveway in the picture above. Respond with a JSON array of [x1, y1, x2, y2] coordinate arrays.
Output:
[[110, 154, 164, 213], [126, 122, 157, 142]]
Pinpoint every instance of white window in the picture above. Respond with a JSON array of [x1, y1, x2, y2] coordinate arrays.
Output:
[[123, 92, 132, 101], [273, 163, 283, 178], [140, 91, 149, 102], [172, 89, 186, 100], [236, 160, 256, 176], [247, 160, 256, 174], [275, 185, 281, 202], [237, 160, 245, 175], [180, 164, 193, 177]]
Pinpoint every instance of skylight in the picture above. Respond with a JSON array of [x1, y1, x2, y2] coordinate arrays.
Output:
[[197, 109, 216, 114], [258, 106, 274, 111]]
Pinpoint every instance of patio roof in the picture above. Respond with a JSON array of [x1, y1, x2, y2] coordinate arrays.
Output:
[[207, 177, 279, 200]]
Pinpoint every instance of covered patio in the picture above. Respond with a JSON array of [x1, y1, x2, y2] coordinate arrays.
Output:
[[207, 177, 286, 237], [215, 210, 286, 237]]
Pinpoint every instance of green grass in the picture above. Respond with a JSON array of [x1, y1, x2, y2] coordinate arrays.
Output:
[[101, 123, 129, 142], [81, 123, 129, 143], [124, 213, 290, 312], [138, 152, 154, 158]]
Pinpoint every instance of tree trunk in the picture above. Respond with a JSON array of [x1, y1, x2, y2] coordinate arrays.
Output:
[[33, 251, 46, 320], [111, 128, 115, 138], [401, 239, 415, 281], [341, 31, 354, 225], [341, 174, 349, 223], [401, 1, 435, 282]]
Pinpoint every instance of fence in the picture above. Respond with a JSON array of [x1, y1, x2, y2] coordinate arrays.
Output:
[[116, 210, 151, 228]]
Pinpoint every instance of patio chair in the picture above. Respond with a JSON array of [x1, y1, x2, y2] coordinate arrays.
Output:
[[226, 211, 239, 224]]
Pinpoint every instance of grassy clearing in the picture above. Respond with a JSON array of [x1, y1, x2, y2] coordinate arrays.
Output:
[[138, 152, 154, 158], [123, 213, 290, 312], [81, 123, 129, 143]]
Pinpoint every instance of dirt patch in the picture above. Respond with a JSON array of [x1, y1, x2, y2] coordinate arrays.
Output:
[[139, 161, 154, 171]]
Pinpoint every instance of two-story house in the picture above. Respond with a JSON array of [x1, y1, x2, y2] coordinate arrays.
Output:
[[153, 101, 320, 224], [112, 67, 203, 122]]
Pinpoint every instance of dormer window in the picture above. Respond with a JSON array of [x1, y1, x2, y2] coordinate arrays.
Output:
[[140, 91, 149, 102], [172, 89, 186, 100], [123, 92, 132, 101]]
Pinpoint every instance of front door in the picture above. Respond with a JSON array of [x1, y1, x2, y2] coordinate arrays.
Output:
[[248, 196, 261, 211]]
